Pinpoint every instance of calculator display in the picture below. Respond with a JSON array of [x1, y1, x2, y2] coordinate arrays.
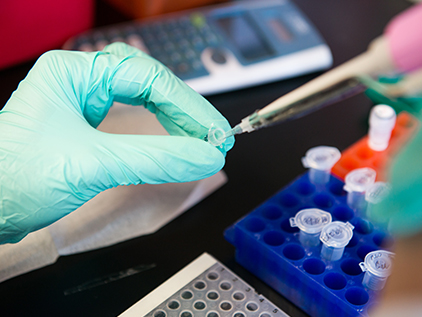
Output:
[[215, 14, 274, 61]]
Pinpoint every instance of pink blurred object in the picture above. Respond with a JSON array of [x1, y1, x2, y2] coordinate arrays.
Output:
[[386, 3, 422, 73], [0, 0, 94, 70]]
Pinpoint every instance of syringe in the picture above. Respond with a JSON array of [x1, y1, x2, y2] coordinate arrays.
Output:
[[225, 3, 422, 138]]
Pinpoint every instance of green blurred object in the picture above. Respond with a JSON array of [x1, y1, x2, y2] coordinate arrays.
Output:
[[0, 42, 233, 244], [367, 75, 422, 236], [365, 75, 422, 115]]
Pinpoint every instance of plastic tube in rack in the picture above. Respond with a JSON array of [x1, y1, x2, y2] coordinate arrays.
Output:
[[302, 146, 341, 185], [344, 168, 376, 214], [365, 182, 391, 218], [359, 250, 394, 290], [320, 221, 354, 261], [368, 105, 396, 151], [290, 208, 332, 247]]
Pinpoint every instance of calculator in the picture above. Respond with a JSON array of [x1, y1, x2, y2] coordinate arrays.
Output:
[[119, 253, 290, 317], [64, 0, 332, 95]]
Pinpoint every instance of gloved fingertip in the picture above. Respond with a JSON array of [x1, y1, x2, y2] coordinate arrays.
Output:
[[102, 42, 149, 58]]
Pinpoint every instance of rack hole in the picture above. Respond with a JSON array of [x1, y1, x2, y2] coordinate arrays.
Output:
[[167, 300, 180, 310], [220, 281, 232, 291], [194, 301, 206, 310], [346, 234, 359, 248], [373, 232, 393, 247], [314, 193, 333, 208], [340, 157, 359, 170], [207, 291, 219, 300], [207, 272, 219, 280], [281, 218, 300, 233], [277, 192, 299, 207], [333, 206, 354, 222], [357, 244, 377, 260], [324, 272, 347, 290], [181, 290, 193, 300], [341, 258, 362, 276], [232, 292, 245, 301], [263, 231, 285, 247], [345, 287, 369, 306], [296, 182, 315, 195], [353, 218, 374, 234], [220, 302, 232, 311], [153, 310, 166, 317], [303, 258, 325, 275], [329, 181, 347, 196], [283, 244, 305, 261], [356, 147, 374, 159], [244, 217, 266, 233], [246, 302, 259, 311], [260, 204, 283, 220], [194, 281, 206, 290]]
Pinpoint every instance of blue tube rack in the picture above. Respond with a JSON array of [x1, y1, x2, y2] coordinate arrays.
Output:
[[225, 172, 393, 317]]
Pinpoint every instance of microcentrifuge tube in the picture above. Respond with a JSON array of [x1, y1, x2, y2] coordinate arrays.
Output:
[[365, 182, 391, 218], [205, 124, 242, 147], [359, 250, 394, 290], [368, 105, 396, 151], [290, 208, 332, 247], [320, 221, 354, 261], [302, 146, 341, 185], [344, 168, 376, 214]]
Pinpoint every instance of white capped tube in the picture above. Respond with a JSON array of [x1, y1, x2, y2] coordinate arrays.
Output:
[[290, 208, 332, 247], [365, 182, 391, 218], [344, 168, 377, 213], [359, 250, 394, 290], [302, 146, 341, 185], [320, 221, 354, 261], [368, 105, 396, 151]]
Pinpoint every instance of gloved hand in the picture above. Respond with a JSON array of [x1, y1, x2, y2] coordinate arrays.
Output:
[[0, 42, 234, 244]]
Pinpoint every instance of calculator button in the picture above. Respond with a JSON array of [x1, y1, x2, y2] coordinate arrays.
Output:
[[210, 50, 227, 64], [127, 35, 149, 53], [183, 49, 196, 60], [177, 63, 190, 74], [95, 41, 108, 51], [164, 43, 176, 52], [178, 39, 191, 49], [170, 52, 182, 62], [191, 37, 204, 49], [78, 43, 94, 52], [192, 60, 203, 70]]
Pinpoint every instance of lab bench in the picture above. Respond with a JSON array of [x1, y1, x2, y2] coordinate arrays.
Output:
[[0, 0, 413, 316]]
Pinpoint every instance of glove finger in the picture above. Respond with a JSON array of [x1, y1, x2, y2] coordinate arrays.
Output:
[[94, 43, 234, 152], [84, 132, 226, 189]]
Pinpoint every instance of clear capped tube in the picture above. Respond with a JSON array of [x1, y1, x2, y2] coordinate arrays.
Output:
[[290, 208, 332, 247], [344, 168, 376, 214], [302, 146, 341, 185], [368, 105, 396, 151], [320, 221, 354, 261], [365, 182, 391, 218], [359, 250, 394, 290]]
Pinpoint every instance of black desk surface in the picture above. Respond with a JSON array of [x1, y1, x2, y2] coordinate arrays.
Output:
[[0, 1, 412, 316]]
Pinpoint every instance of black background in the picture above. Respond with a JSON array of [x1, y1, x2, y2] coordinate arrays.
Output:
[[0, 1, 412, 316]]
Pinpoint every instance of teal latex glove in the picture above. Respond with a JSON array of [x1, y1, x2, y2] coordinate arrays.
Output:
[[0, 42, 234, 244], [371, 113, 422, 236]]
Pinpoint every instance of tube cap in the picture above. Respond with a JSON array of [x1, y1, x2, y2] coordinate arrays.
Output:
[[302, 146, 341, 171], [344, 168, 377, 193], [365, 182, 391, 204], [359, 250, 395, 278], [320, 221, 354, 248], [290, 208, 332, 234]]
